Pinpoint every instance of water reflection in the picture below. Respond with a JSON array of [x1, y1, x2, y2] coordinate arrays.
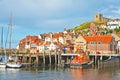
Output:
[[70, 60, 120, 80], [0, 61, 120, 80]]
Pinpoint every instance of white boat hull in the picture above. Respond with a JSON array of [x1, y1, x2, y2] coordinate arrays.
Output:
[[6, 62, 22, 68], [0, 62, 6, 68]]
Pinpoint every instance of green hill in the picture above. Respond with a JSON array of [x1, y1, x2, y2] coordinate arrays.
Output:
[[74, 21, 107, 32], [74, 22, 91, 32]]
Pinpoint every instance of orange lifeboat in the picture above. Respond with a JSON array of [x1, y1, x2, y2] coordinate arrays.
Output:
[[70, 51, 93, 68]]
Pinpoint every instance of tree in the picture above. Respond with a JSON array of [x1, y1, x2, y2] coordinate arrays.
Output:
[[109, 30, 113, 33]]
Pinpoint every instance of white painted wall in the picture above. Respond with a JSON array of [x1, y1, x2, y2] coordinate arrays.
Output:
[[107, 19, 120, 29]]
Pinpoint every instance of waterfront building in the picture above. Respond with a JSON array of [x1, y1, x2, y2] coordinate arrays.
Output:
[[74, 35, 87, 53], [18, 35, 39, 53], [83, 35, 116, 54]]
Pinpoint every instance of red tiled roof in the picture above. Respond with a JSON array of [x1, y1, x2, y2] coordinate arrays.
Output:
[[83, 35, 113, 43], [20, 38, 26, 43], [53, 33, 60, 38]]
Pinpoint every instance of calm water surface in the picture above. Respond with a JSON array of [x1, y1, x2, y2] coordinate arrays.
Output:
[[0, 62, 120, 80]]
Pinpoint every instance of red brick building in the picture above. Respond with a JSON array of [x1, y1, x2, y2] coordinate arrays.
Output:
[[83, 35, 116, 54], [90, 23, 98, 35]]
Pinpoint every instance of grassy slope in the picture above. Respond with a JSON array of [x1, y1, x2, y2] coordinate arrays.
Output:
[[74, 21, 107, 32]]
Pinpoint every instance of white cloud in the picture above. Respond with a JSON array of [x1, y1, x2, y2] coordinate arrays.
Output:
[[98, 5, 120, 18]]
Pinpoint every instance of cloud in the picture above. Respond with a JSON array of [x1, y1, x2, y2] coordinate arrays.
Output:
[[98, 5, 120, 18]]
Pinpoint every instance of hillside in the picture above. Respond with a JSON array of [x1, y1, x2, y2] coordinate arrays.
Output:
[[74, 21, 107, 32]]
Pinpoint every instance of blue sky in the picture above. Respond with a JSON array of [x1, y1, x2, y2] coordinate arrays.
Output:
[[0, 0, 120, 48]]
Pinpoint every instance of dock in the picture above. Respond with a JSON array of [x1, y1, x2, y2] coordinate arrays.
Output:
[[13, 53, 120, 67]]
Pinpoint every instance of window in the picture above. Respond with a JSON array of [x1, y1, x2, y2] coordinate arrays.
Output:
[[96, 15, 98, 18], [91, 41, 95, 44], [98, 41, 102, 44], [66, 40, 70, 43], [27, 42, 30, 45], [76, 42, 84, 43]]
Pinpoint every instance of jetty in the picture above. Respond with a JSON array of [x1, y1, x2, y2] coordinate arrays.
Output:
[[9, 52, 120, 67]]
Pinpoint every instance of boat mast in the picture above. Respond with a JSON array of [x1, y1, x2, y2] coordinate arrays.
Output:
[[9, 13, 12, 54], [1, 27, 3, 54]]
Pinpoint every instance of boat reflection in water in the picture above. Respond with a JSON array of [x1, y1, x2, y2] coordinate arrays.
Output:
[[70, 68, 111, 80], [70, 57, 120, 80]]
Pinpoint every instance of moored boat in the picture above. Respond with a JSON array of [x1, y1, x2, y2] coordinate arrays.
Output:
[[6, 62, 22, 68], [6, 56, 22, 68], [70, 53, 93, 68], [0, 56, 6, 68], [0, 62, 6, 68], [6, 14, 22, 68], [0, 27, 6, 68], [65, 49, 93, 68]]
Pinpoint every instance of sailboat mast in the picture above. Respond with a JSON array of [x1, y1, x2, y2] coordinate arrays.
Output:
[[9, 13, 12, 54], [1, 27, 3, 54]]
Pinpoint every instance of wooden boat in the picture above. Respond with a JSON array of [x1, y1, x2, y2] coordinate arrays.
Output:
[[65, 49, 93, 68]]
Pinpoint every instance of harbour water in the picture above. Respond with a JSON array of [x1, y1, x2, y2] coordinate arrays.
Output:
[[0, 61, 120, 80]]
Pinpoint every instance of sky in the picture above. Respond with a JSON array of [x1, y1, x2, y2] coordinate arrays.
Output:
[[0, 0, 120, 48]]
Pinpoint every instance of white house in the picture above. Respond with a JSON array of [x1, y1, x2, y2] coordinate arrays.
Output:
[[100, 24, 107, 29], [48, 42, 57, 50], [37, 42, 57, 52], [107, 19, 120, 29], [45, 37, 52, 42], [58, 37, 64, 44], [117, 40, 120, 46]]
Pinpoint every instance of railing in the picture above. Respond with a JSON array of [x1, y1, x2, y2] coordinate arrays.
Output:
[[89, 53, 120, 57]]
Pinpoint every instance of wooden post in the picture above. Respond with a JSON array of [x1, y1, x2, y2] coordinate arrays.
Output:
[[58, 48, 61, 66], [95, 55, 97, 67], [36, 55, 39, 65], [43, 51, 45, 65], [92, 56, 94, 68], [29, 54, 31, 63], [49, 51, 51, 65], [22, 54, 26, 63], [98, 57, 100, 69], [55, 49, 57, 65], [100, 55, 103, 61]]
